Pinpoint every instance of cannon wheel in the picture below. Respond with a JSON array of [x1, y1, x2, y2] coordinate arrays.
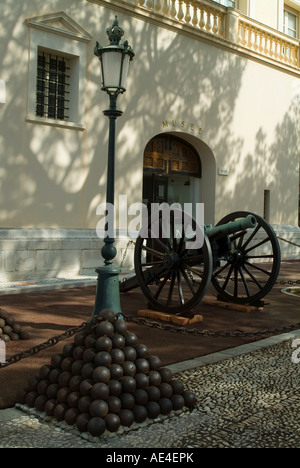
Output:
[[134, 211, 213, 314], [211, 211, 281, 305]]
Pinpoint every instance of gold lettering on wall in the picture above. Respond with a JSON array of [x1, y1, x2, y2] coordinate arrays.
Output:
[[162, 120, 202, 135]]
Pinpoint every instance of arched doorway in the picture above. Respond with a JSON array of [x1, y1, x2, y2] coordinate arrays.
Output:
[[142, 134, 202, 215]]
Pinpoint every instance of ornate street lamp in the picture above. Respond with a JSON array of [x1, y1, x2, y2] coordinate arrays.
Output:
[[93, 17, 135, 317]]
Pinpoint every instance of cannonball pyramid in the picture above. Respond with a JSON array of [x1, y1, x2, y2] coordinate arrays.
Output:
[[0, 308, 29, 342], [21, 309, 197, 437]]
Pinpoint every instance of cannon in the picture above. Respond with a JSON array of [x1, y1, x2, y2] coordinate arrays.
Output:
[[120, 210, 281, 314]]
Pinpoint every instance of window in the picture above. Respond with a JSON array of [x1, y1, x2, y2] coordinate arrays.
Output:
[[36, 50, 70, 121], [284, 7, 298, 38], [26, 12, 92, 130]]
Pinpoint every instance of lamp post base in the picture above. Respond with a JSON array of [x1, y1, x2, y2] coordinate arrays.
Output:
[[92, 266, 122, 317]]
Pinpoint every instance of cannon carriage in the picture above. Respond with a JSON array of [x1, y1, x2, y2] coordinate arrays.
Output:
[[120, 210, 281, 315]]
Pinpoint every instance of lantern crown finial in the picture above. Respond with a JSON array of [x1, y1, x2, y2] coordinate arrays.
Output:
[[106, 16, 124, 45]]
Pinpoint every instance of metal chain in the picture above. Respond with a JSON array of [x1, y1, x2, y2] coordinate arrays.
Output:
[[0, 316, 101, 370], [121, 313, 300, 338], [277, 236, 300, 249]]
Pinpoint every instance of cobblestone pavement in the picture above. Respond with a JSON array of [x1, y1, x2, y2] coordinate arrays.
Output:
[[1, 335, 300, 448]]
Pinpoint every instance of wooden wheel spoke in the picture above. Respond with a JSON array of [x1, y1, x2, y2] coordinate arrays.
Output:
[[244, 236, 271, 254], [242, 263, 263, 290], [244, 260, 272, 277], [180, 266, 196, 295]]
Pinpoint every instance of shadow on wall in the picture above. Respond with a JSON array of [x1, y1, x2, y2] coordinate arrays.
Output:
[[1, 0, 298, 238]]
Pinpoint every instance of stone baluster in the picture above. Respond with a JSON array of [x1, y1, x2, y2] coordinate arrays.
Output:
[[184, 1, 192, 24], [154, 0, 162, 12], [206, 9, 212, 32], [192, 3, 199, 27], [146, 0, 153, 9], [199, 8, 206, 30], [162, 0, 169, 14], [176, 1, 184, 21]]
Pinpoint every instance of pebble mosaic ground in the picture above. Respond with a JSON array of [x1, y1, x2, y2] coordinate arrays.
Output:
[[1, 338, 300, 448]]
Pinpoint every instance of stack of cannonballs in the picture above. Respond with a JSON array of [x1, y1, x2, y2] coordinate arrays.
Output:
[[21, 309, 196, 437], [0, 308, 29, 342]]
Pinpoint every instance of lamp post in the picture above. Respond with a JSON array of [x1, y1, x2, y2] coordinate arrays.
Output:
[[93, 17, 135, 317]]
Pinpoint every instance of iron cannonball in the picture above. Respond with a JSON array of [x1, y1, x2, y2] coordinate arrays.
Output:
[[170, 380, 184, 395], [124, 332, 138, 347], [121, 376, 136, 394], [113, 319, 128, 336], [39, 365, 53, 380], [5, 316, 14, 327], [91, 382, 110, 400], [94, 351, 112, 368], [108, 379, 122, 397], [83, 348, 97, 363], [1, 334, 10, 342], [54, 403, 69, 421], [81, 362, 95, 380], [148, 370, 161, 387], [34, 394, 48, 412], [11, 332, 20, 341], [80, 379, 93, 396], [110, 348, 125, 365], [0, 309, 8, 319], [134, 343, 150, 359], [148, 355, 162, 371], [61, 356, 74, 372], [119, 409, 134, 427], [3, 325, 13, 336], [98, 308, 116, 323], [65, 407, 80, 426], [12, 323, 22, 334], [147, 386, 161, 402], [110, 364, 124, 380], [89, 399, 109, 418], [58, 371, 72, 388], [135, 373, 149, 390], [134, 389, 148, 405], [25, 391, 38, 407], [44, 399, 57, 416], [92, 366, 111, 383], [122, 361, 136, 377], [67, 391, 81, 408], [95, 321, 114, 338], [49, 368, 62, 384], [135, 358, 149, 374], [182, 390, 197, 408], [37, 379, 50, 395], [51, 353, 64, 369], [78, 395, 93, 413], [159, 398, 173, 415], [95, 336, 112, 352], [73, 345, 85, 361], [0, 318, 5, 328], [159, 383, 173, 399], [146, 401, 161, 419], [105, 413, 121, 432], [123, 346, 137, 362], [171, 394, 185, 411], [76, 413, 91, 432], [63, 342, 76, 357], [111, 334, 125, 349], [69, 375, 83, 392], [159, 367, 173, 383], [20, 330, 29, 340], [10, 332, 20, 341], [46, 383, 59, 400], [87, 417, 106, 437], [74, 331, 87, 346], [120, 392, 135, 410], [84, 334, 96, 349], [107, 395, 122, 413], [133, 405, 148, 423], [57, 387, 72, 404], [71, 360, 84, 376]]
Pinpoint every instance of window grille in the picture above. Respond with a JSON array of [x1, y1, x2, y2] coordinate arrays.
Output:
[[36, 51, 70, 120]]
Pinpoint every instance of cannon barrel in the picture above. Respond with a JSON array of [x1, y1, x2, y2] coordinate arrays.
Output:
[[205, 214, 257, 239]]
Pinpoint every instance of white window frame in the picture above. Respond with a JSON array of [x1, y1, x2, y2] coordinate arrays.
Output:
[[26, 12, 92, 131], [283, 6, 298, 38]]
